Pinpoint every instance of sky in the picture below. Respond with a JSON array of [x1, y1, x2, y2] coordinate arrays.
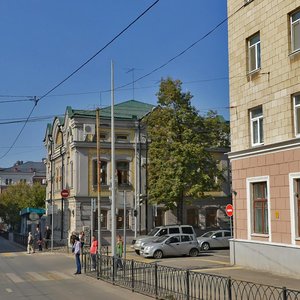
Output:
[[0, 0, 229, 168]]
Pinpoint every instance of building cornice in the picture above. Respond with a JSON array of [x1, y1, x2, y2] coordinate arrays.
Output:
[[229, 138, 300, 160]]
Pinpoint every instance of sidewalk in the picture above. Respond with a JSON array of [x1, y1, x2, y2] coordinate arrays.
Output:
[[4, 236, 300, 292]]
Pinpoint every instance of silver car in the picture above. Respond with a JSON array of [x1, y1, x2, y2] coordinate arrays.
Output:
[[140, 234, 200, 259], [197, 230, 232, 251]]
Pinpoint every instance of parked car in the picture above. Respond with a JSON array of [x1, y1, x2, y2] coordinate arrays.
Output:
[[140, 234, 200, 259], [132, 225, 196, 255], [197, 230, 232, 251]]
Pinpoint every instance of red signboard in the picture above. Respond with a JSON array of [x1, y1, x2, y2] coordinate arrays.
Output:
[[225, 204, 233, 217], [61, 189, 69, 198]]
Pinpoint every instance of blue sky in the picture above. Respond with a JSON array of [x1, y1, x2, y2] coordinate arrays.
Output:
[[0, 0, 228, 168]]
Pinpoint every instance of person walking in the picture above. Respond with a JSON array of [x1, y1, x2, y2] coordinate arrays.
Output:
[[90, 236, 98, 271], [116, 234, 123, 270], [27, 232, 34, 254], [44, 225, 51, 250], [35, 226, 43, 251], [73, 236, 81, 275]]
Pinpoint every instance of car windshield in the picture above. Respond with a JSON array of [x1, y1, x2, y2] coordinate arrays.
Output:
[[201, 231, 215, 238], [148, 228, 160, 236]]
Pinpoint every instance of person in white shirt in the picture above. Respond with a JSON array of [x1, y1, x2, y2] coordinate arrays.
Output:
[[73, 236, 81, 274]]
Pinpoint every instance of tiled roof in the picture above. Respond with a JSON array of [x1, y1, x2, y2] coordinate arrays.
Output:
[[67, 100, 155, 120]]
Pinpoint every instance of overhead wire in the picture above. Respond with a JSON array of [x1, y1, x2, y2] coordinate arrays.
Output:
[[0, 1, 245, 160], [0, 0, 160, 161]]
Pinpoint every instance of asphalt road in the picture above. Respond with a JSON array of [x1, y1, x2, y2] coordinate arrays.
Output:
[[0, 237, 152, 300]]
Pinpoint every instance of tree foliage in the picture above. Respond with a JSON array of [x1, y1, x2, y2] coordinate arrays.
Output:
[[0, 183, 45, 229], [144, 78, 229, 223]]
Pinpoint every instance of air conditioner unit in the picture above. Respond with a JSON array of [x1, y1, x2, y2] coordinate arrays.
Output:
[[83, 124, 95, 135]]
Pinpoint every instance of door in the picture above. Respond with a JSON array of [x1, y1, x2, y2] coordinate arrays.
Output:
[[163, 235, 181, 256]]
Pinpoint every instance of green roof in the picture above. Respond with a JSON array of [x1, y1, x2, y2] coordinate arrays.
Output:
[[67, 100, 155, 120]]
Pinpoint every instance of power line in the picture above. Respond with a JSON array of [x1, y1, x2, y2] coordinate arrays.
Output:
[[0, 98, 36, 104], [0, 0, 160, 161]]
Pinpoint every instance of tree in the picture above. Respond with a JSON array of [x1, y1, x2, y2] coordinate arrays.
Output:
[[144, 78, 227, 224], [0, 183, 45, 230]]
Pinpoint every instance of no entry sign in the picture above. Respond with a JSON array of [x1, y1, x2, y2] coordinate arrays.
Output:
[[61, 189, 69, 198], [225, 204, 233, 217]]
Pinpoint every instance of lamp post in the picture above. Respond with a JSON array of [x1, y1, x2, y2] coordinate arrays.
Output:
[[48, 134, 54, 251]]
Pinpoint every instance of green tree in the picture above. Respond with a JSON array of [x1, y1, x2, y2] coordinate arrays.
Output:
[[144, 78, 227, 223], [0, 183, 45, 230]]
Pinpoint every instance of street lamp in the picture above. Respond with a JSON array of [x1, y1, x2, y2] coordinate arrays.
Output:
[[48, 134, 54, 251]]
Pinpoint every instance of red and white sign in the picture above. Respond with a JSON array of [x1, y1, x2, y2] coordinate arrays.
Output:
[[225, 204, 233, 217], [61, 189, 69, 198]]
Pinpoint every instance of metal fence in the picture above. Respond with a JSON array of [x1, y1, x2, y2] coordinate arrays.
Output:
[[82, 253, 300, 300]]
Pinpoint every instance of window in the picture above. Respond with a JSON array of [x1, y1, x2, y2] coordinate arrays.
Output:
[[296, 179, 300, 237], [70, 161, 73, 188], [181, 226, 194, 235], [117, 161, 129, 185], [294, 94, 300, 136], [206, 207, 218, 228], [94, 209, 107, 229], [93, 160, 107, 186], [291, 10, 300, 53], [252, 182, 268, 234], [169, 236, 180, 243], [248, 32, 261, 73], [187, 208, 199, 227], [116, 134, 128, 143], [250, 106, 264, 146], [169, 227, 180, 234], [181, 235, 192, 242]]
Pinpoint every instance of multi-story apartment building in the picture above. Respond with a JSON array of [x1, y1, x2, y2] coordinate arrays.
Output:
[[228, 0, 300, 276], [44, 100, 154, 241]]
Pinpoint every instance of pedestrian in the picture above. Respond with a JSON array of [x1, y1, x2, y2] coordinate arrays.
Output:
[[73, 236, 81, 275], [27, 232, 34, 254], [116, 234, 123, 270], [35, 226, 43, 251], [79, 231, 85, 249], [90, 235, 98, 271], [44, 225, 51, 250], [70, 232, 76, 252]]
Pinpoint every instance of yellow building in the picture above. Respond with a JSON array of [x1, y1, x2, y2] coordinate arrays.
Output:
[[44, 100, 154, 242], [228, 0, 300, 276]]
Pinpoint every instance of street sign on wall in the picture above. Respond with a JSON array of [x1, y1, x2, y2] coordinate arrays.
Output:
[[225, 204, 233, 217]]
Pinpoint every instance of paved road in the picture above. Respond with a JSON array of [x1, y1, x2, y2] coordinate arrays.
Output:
[[0, 237, 152, 300]]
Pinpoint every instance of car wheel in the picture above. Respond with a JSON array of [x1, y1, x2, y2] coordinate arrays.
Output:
[[189, 248, 199, 257], [153, 250, 163, 259], [201, 242, 210, 251], [135, 250, 140, 255]]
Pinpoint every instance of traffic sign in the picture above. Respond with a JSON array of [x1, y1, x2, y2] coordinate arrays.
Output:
[[225, 204, 233, 217], [61, 189, 69, 198]]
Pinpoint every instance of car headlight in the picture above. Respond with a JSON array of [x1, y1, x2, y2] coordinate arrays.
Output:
[[144, 246, 151, 252]]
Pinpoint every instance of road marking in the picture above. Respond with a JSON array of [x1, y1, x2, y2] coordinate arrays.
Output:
[[192, 266, 242, 272], [198, 258, 229, 265], [26, 272, 49, 281], [48, 271, 72, 280], [5, 288, 13, 293], [6, 273, 24, 283]]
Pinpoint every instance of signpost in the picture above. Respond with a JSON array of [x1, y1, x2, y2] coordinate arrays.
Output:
[[225, 204, 234, 237]]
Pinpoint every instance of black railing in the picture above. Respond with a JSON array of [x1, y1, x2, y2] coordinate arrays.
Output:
[[82, 253, 300, 300]]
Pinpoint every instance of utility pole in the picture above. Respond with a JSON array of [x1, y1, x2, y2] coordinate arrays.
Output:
[[111, 61, 116, 257], [96, 108, 101, 251]]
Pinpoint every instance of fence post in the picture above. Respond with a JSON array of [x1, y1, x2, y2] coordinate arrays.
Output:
[[112, 256, 115, 285], [131, 259, 134, 292], [84, 253, 87, 273], [227, 277, 232, 300], [282, 287, 287, 300], [186, 270, 190, 300], [155, 263, 158, 299]]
